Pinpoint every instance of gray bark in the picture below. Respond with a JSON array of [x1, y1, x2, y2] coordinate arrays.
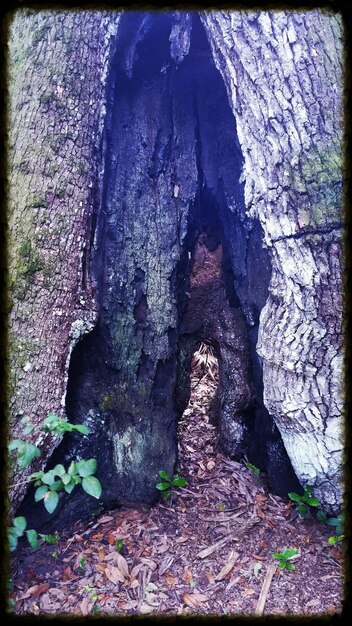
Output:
[[8, 9, 343, 523], [8, 9, 120, 509], [202, 9, 344, 511]]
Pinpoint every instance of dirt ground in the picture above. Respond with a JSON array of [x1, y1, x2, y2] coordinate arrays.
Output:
[[9, 344, 344, 617]]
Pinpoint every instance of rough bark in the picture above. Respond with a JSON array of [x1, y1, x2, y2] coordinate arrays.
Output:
[[8, 9, 344, 525], [202, 9, 344, 512], [8, 9, 120, 508]]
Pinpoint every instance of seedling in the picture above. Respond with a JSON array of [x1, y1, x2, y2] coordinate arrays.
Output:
[[156, 470, 188, 500], [288, 486, 320, 518], [327, 513, 344, 544], [218, 502, 225, 511], [115, 538, 124, 552], [272, 547, 298, 571], [246, 462, 260, 477], [77, 556, 87, 573]]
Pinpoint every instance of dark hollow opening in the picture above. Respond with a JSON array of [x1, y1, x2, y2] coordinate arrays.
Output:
[[17, 11, 302, 532]]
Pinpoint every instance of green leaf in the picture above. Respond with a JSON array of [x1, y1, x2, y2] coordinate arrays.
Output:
[[172, 476, 188, 487], [288, 492, 302, 503], [61, 473, 72, 485], [282, 548, 298, 559], [326, 517, 339, 527], [277, 560, 286, 569], [34, 485, 48, 502], [49, 479, 64, 492], [304, 486, 312, 497], [76, 458, 97, 478], [8, 529, 18, 552], [41, 471, 56, 486], [307, 497, 320, 507], [296, 504, 308, 515], [272, 553, 283, 560], [64, 482, 76, 494], [162, 489, 171, 500], [53, 464, 66, 476], [72, 424, 90, 435], [13, 516, 27, 534], [44, 491, 59, 514], [30, 471, 44, 481], [68, 461, 77, 475], [286, 563, 295, 570], [158, 470, 171, 482], [156, 482, 171, 491], [9, 440, 41, 469], [328, 536, 337, 544], [82, 476, 102, 499], [317, 510, 327, 522], [26, 529, 39, 549]]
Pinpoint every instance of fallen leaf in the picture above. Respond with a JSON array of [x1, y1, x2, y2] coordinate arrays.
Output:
[[79, 595, 93, 615], [205, 571, 215, 584], [98, 548, 106, 561], [139, 602, 154, 614], [175, 536, 189, 544], [95, 563, 107, 574], [183, 568, 194, 584], [17, 584, 50, 600], [116, 552, 129, 578], [165, 572, 177, 586], [207, 460, 216, 470], [183, 593, 208, 608], [91, 533, 104, 540], [242, 588, 256, 597], [105, 565, 125, 584], [140, 558, 158, 571]]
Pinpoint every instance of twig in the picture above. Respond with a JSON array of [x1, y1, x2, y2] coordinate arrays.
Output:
[[255, 562, 277, 615]]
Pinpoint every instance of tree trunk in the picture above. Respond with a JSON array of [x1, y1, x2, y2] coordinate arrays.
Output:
[[8, 9, 121, 509], [8, 9, 343, 525], [202, 9, 344, 511]]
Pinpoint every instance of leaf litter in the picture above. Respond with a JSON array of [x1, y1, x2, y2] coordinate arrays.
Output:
[[9, 344, 343, 616]]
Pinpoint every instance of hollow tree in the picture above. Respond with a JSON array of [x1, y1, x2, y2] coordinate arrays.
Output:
[[8, 8, 343, 528]]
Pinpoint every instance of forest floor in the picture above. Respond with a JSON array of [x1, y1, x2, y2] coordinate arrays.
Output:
[[9, 345, 344, 617]]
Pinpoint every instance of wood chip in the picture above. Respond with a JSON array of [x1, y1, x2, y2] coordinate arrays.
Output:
[[215, 551, 239, 581], [255, 562, 277, 615]]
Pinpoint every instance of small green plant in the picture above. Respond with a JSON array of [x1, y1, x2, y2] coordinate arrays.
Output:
[[156, 470, 188, 500], [218, 502, 225, 511], [327, 514, 344, 544], [288, 486, 320, 518], [40, 532, 60, 545], [77, 556, 86, 573], [8, 413, 101, 551], [115, 538, 124, 552], [246, 462, 260, 477], [7, 517, 39, 552], [272, 547, 298, 571]]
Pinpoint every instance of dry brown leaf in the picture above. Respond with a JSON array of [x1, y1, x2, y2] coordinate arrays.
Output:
[[183, 593, 208, 608], [105, 564, 125, 584], [130, 563, 143, 580], [91, 533, 104, 540], [205, 571, 216, 584], [80, 595, 93, 615], [139, 602, 154, 614], [116, 552, 129, 577], [165, 572, 177, 586], [140, 558, 158, 571], [182, 568, 194, 584], [17, 583, 50, 600], [95, 563, 107, 574], [98, 548, 106, 561], [242, 588, 256, 597], [175, 536, 189, 544]]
